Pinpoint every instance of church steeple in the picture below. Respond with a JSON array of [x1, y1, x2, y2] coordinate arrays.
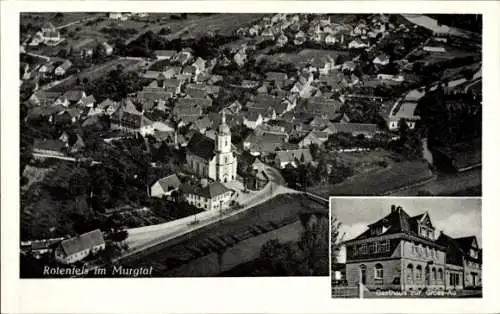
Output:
[[216, 111, 231, 153]]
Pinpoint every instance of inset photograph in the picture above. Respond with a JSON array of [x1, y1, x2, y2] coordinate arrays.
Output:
[[330, 197, 482, 298]]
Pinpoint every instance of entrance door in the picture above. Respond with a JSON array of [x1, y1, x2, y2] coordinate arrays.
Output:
[[360, 265, 367, 285]]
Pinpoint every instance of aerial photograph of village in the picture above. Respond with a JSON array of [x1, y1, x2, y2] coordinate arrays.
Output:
[[19, 12, 481, 278]]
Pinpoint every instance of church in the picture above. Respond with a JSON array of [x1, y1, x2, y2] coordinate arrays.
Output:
[[186, 112, 238, 183]]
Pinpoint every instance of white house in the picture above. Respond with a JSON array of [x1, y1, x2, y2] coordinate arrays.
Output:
[[243, 112, 264, 129], [54, 60, 72, 76], [373, 53, 390, 66], [150, 174, 182, 198], [180, 181, 233, 211], [54, 229, 105, 264]]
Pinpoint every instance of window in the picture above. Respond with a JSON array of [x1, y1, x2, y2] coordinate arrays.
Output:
[[438, 268, 443, 281], [380, 240, 389, 252], [416, 265, 422, 281], [375, 263, 383, 280], [224, 156, 228, 164], [432, 267, 436, 282], [407, 264, 414, 283], [360, 244, 368, 254]]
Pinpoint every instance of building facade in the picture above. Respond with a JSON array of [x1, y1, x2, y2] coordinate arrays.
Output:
[[344, 205, 449, 292], [180, 181, 233, 211]]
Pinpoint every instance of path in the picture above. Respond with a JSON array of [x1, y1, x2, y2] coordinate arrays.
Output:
[[32, 152, 101, 165], [120, 182, 299, 261], [24, 52, 51, 62]]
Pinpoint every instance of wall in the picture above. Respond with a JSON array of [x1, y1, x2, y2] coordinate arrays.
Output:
[[346, 260, 402, 291], [163, 221, 303, 277]]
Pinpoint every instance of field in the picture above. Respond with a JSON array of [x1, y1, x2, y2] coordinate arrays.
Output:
[[312, 160, 434, 197], [158, 13, 266, 41], [121, 193, 327, 274], [46, 58, 141, 93], [335, 149, 398, 175], [21, 12, 102, 29]]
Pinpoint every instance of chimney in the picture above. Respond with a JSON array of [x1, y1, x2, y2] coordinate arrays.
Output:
[[396, 206, 403, 212], [391, 204, 396, 213]]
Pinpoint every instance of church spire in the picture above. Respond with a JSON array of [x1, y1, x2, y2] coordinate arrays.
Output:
[[221, 109, 226, 124]]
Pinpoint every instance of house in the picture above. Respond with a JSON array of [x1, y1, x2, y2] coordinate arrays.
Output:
[[176, 49, 194, 65], [28, 90, 61, 106], [436, 234, 482, 289], [329, 123, 378, 138], [175, 97, 212, 110], [38, 62, 55, 77], [277, 34, 288, 46], [234, 50, 247, 67], [190, 116, 213, 134], [261, 28, 275, 41], [298, 130, 329, 147], [192, 57, 207, 74], [54, 229, 105, 264], [294, 31, 306, 45], [63, 90, 87, 105], [243, 111, 264, 129], [387, 89, 424, 130], [155, 50, 177, 60], [423, 46, 447, 53], [265, 72, 288, 88], [59, 131, 85, 153], [302, 97, 343, 120], [348, 38, 369, 49], [80, 95, 96, 108], [110, 99, 155, 136], [33, 139, 66, 157], [243, 131, 289, 155], [54, 60, 72, 76], [88, 98, 116, 116], [377, 74, 405, 82], [310, 56, 336, 75], [274, 148, 313, 168], [325, 34, 337, 45], [185, 112, 238, 183], [343, 204, 447, 292], [102, 42, 114, 55], [142, 71, 162, 80], [180, 181, 233, 211], [173, 103, 203, 125], [108, 12, 127, 20], [150, 174, 182, 198], [373, 53, 390, 66]]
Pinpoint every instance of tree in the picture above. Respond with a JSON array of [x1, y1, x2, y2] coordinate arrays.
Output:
[[109, 229, 129, 242]]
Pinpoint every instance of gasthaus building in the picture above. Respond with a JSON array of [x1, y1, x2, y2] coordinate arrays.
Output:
[[344, 205, 449, 292]]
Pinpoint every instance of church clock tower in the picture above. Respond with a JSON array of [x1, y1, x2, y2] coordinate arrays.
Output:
[[215, 111, 237, 183]]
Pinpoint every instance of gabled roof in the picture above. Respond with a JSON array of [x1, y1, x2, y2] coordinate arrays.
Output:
[[180, 181, 231, 198], [275, 148, 312, 164], [154, 174, 181, 192], [187, 132, 216, 161], [60, 229, 105, 257], [41, 22, 56, 30], [57, 60, 72, 71], [63, 90, 85, 102], [155, 50, 177, 58], [176, 97, 212, 109], [33, 139, 66, 152], [330, 123, 378, 135], [266, 72, 287, 82]]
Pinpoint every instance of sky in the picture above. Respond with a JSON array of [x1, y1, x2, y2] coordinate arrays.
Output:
[[331, 198, 482, 263]]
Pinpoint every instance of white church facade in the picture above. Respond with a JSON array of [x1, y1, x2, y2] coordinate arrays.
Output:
[[186, 112, 238, 183]]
